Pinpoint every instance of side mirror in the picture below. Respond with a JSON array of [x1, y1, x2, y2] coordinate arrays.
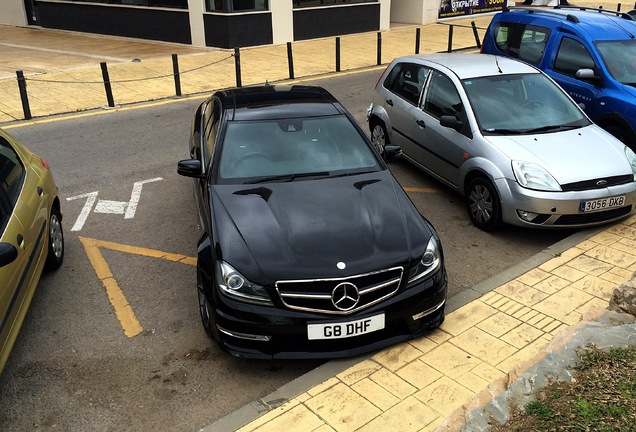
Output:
[[0, 242, 18, 268], [575, 68, 600, 83], [440, 115, 464, 132], [383, 145, 402, 163], [177, 159, 204, 178]]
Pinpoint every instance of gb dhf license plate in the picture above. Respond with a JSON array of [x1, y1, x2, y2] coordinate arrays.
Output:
[[580, 195, 625, 213], [307, 314, 385, 340]]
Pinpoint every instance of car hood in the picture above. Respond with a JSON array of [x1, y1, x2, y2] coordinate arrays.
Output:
[[210, 171, 433, 283], [485, 126, 632, 184]]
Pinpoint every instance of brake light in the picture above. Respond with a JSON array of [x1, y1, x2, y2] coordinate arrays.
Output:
[[41, 159, 50, 170]]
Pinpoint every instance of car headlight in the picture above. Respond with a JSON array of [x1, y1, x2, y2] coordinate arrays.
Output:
[[407, 237, 442, 286], [512, 161, 561, 191], [626, 147, 636, 180], [216, 261, 272, 306]]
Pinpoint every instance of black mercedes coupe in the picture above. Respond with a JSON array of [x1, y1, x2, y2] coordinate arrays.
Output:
[[177, 85, 447, 359]]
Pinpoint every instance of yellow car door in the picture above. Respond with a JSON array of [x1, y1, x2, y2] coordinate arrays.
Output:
[[0, 135, 48, 371]]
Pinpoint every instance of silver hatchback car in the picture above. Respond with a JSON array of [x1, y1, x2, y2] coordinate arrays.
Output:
[[368, 53, 636, 230]]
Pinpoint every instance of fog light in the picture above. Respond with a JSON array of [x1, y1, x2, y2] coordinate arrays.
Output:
[[412, 300, 445, 320], [217, 325, 271, 341], [517, 210, 540, 222]]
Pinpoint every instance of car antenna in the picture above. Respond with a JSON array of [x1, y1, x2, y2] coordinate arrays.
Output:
[[495, 56, 503, 73]]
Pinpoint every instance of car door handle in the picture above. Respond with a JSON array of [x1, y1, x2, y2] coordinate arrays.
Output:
[[416, 120, 426, 128], [17, 234, 24, 248], [386, 99, 393, 106]]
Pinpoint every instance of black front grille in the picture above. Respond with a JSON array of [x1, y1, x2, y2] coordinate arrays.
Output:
[[275, 267, 403, 315], [561, 175, 633, 192], [555, 205, 633, 225]]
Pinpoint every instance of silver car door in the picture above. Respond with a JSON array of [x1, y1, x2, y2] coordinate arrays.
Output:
[[410, 70, 470, 190], [382, 63, 430, 156]]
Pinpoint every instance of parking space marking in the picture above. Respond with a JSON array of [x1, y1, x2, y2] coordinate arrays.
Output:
[[79, 236, 195, 338], [67, 177, 163, 231]]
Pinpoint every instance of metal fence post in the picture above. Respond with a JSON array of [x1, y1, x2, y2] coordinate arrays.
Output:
[[447, 25, 454, 53], [172, 54, 182, 96], [16, 70, 32, 120], [335, 37, 341, 72], [287, 42, 294, 79], [377, 32, 382, 65], [415, 28, 421, 54], [234, 47, 242, 88], [471, 21, 481, 49], [100, 62, 115, 108]]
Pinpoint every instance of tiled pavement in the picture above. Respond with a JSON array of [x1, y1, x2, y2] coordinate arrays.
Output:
[[1, 2, 634, 431], [0, 15, 491, 124]]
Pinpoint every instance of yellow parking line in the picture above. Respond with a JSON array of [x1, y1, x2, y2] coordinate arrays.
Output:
[[403, 187, 441, 193], [79, 236, 196, 338]]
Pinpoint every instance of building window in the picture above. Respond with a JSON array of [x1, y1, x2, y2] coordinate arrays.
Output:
[[293, 0, 378, 7], [206, 0, 269, 12], [55, 0, 188, 9]]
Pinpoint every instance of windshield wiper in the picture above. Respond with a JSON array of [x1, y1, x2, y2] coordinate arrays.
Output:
[[524, 125, 579, 134], [484, 128, 525, 135], [245, 171, 330, 184], [329, 169, 379, 179]]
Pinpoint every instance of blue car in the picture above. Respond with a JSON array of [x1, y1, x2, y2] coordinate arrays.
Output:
[[481, 5, 636, 151]]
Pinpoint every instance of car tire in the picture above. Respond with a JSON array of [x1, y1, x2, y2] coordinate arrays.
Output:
[[44, 205, 64, 271], [370, 120, 389, 157], [466, 177, 502, 231], [197, 270, 215, 340]]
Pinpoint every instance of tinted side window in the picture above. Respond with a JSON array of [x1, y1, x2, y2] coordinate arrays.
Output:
[[423, 72, 462, 119], [204, 100, 221, 164], [0, 137, 25, 208], [518, 26, 549, 64], [386, 63, 429, 106], [494, 22, 550, 64], [554, 37, 596, 77]]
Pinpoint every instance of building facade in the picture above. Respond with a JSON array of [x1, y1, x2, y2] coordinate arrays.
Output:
[[2, 0, 503, 49]]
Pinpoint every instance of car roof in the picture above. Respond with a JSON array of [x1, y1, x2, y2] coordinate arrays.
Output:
[[216, 85, 344, 121], [499, 7, 636, 41], [393, 53, 538, 79]]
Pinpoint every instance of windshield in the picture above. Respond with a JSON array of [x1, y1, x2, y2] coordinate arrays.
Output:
[[462, 73, 590, 134], [218, 115, 380, 183], [597, 40, 636, 85]]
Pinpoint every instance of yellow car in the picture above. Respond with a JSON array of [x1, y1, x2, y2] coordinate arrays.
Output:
[[0, 128, 64, 374]]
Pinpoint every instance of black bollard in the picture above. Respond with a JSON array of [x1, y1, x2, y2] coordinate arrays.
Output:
[[234, 47, 242, 88], [336, 37, 341, 72], [415, 28, 421, 54], [16, 70, 32, 120], [172, 54, 182, 96], [471, 21, 481, 49], [287, 42, 294, 79], [100, 62, 115, 108], [377, 32, 382, 65], [447, 25, 454, 53]]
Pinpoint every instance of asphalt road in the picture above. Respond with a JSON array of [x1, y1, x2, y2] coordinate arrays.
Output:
[[0, 69, 572, 431]]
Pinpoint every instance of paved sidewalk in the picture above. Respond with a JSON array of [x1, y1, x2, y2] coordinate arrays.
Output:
[[2, 2, 634, 431], [0, 15, 490, 124]]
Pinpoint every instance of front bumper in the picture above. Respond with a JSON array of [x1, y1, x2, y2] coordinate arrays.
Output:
[[208, 268, 448, 360], [496, 178, 636, 228]]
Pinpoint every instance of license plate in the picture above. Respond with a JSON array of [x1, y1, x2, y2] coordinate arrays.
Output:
[[307, 314, 385, 340], [580, 195, 625, 213]]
